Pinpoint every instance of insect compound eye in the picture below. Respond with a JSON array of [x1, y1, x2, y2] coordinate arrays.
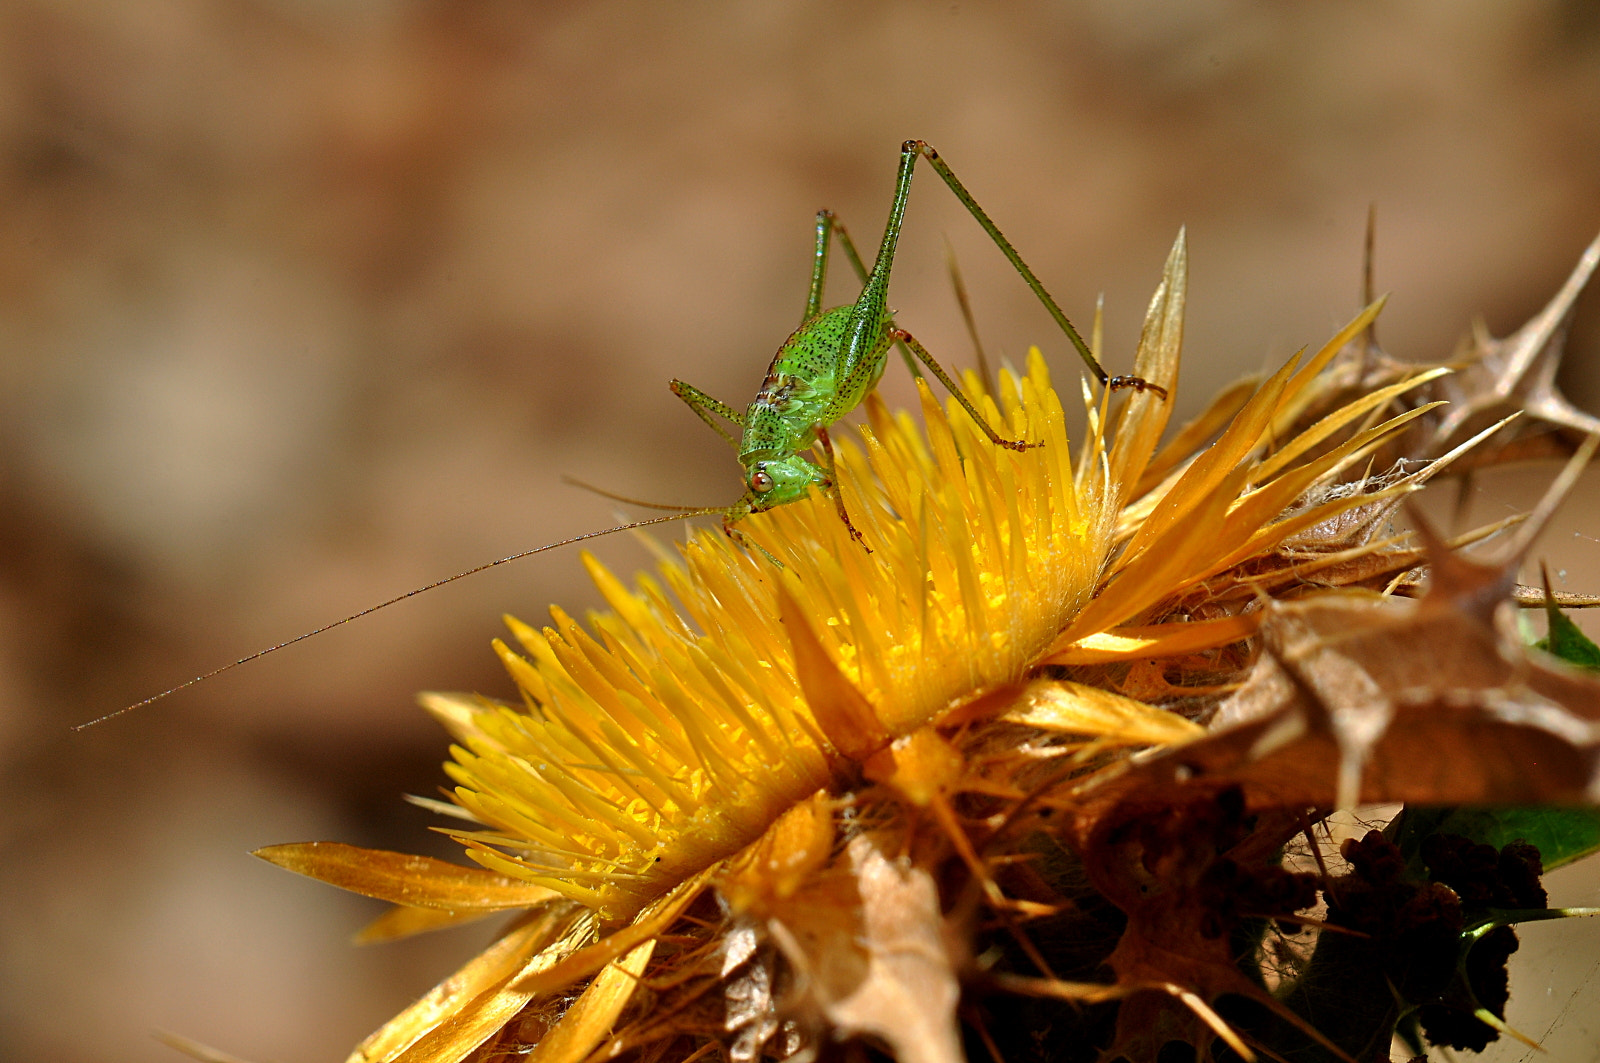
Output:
[[750, 469, 774, 493]]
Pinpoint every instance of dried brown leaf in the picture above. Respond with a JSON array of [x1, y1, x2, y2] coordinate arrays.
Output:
[[772, 835, 963, 1063], [1081, 557, 1600, 820]]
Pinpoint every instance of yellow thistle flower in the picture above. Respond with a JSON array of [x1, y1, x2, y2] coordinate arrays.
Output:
[[418, 233, 1430, 920], [253, 229, 1598, 1063]]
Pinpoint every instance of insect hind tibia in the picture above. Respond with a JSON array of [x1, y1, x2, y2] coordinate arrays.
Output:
[[903, 139, 1166, 400], [74, 509, 720, 730]]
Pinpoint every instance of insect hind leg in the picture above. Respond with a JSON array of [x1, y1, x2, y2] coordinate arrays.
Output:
[[905, 139, 1167, 400]]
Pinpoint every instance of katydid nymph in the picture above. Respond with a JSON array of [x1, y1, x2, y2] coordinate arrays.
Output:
[[80, 139, 1162, 728], [670, 139, 1164, 551]]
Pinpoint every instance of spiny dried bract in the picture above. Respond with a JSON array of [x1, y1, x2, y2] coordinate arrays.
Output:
[[252, 230, 1600, 1063]]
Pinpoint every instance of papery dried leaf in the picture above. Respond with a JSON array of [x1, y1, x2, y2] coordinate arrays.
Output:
[[778, 834, 963, 1063], [254, 842, 558, 910], [1050, 790, 1335, 1063], [1404, 585, 1600, 873], [1426, 230, 1600, 455], [1085, 580, 1600, 819], [1049, 461, 1600, 1060], [722, 931, 793, 1063], [1108, 230, 1186, 495]]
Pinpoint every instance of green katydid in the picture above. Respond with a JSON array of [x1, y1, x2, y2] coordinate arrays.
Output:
[[668, 139, 1164, 550], [80, 139, 1162, 728]]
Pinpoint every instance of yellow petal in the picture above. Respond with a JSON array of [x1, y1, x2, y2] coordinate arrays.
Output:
[[1002, 679, 1205, 747], [720, 791, 836, 913], [512, 866, 715, 997], [349, 904, 586, 1063], [524, 940, 657, 1063], [1132, 374, 1260, 501], [354, 904, 502, 945], [1045, 615, 1259, 666], [778, 580, 889, 760], [1116, 352, 1301, 569]]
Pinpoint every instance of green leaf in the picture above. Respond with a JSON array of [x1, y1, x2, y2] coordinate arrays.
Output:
[[1410, 806, 1600, 871], [1534, 607, 1600, 670], [1533, 566, 1600, 671]]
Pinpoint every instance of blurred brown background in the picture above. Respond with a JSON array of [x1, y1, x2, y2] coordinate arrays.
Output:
[[1, 3, 1598, 1062]]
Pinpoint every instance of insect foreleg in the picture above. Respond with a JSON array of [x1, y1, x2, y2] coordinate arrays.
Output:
[[669, 379, 745, 449], [719, 506, 787, 568], [814, 426, 869, 550], [890, 329, 1037, 452], [905, 140, 1167, 400]]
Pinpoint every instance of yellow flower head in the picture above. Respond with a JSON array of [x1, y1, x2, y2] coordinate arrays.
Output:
[[431, 349, 1117, 917], [418, 231, 1439, 922], [253, 227, 1600, 1063]]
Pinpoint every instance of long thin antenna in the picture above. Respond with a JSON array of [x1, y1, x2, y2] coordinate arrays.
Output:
[[561, 475, 720, 512], [75, 509, 720, 730], [1358, 203, 1378, 376]]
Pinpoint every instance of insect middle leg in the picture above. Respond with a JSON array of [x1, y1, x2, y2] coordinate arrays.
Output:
[[890, 328, 1037, 452], [814, 426, 869, 550]]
